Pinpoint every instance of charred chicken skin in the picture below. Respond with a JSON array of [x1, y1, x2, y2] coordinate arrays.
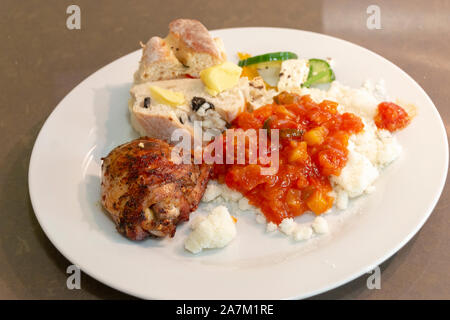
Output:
[[101, 137, 211, 240]]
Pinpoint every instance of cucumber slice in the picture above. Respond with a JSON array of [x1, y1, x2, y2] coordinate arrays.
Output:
[[238, 52, 298, 67], [303, 59, 335, 87]]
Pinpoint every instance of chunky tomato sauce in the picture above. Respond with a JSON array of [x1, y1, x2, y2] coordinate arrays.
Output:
[[374, 102, 410, 132], [213, 92, 365, 224]]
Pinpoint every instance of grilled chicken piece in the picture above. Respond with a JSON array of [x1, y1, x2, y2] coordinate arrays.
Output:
[[101, 137, 211, 240]]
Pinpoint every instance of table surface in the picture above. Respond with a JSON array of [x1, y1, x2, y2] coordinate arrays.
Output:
[[1, 0, 449, 299]]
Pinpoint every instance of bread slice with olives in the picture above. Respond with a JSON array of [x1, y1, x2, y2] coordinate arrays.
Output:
[[134, 19, 227, 84], [129, 78, 248, 143]]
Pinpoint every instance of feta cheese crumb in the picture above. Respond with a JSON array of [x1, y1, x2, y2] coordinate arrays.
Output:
[[335, 189, 349, 210], [266, 222, 278, 232], [350, 121, 379, 163], [375, 79, 387, 99], [220, 185, 243, 202], [279, 218, 297, 236], [363, 79, 388, 101], [238, 197, 253, 211], [202, 181, 223, 202], [190, 215, 205, 230], [312, 216, 329, 234], [331, 143, 379, 197], [138, 142, 144, 148], [293, 225, 313, 241], [277, 59, 309, 92], [376, 129, 402, 166], [184, 206, 237, 254], [256, 213, 266, 224]]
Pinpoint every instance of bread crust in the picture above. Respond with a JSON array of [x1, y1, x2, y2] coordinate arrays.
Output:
[[134, 19, 226, 83], [168, 19, 222, 58]]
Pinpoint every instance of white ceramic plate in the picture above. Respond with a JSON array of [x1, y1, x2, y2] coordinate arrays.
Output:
[[29, 28, 448, 299]]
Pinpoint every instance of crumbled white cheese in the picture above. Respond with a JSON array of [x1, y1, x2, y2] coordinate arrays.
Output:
[[138, 142, 144, 148], [202, 181, 246, 206], [238, 197, 253, 211], [304, 81, 379, 120], [375, 79, 388, 100], [279, 218, 297, 236], [350, 120, 379, 163], [185, 206, 237, 254], [277, 59, 309, 92], [189, 215, 206, 230], [202, 180, 223, 202], [293, 225, 313, 241], [331, 142, 379, 198], [312, 216, 329, 234], [220, 185, 243, 202], [376, 129, 402, 166], [266, 222, 278, 232], [363, 79, 389, 101], [255, 213, 266, 224], [335, 188, 349, 210]]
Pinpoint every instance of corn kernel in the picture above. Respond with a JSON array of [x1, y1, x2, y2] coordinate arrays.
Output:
[[304, 126, 328, 146], [306, 190, 332, 214], [288, 141, 308, 163]]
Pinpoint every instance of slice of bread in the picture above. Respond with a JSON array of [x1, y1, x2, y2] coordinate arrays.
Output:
[[129, 78, 248, 143], [165, 19, 227, 77], [134, 36, 187, 83], [129, 19, 276, 144], [134, 19, 226, 84]]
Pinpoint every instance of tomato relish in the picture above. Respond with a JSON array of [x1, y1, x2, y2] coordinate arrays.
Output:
[[374, 102, 410, 132], [212, 92, 365, 224]]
